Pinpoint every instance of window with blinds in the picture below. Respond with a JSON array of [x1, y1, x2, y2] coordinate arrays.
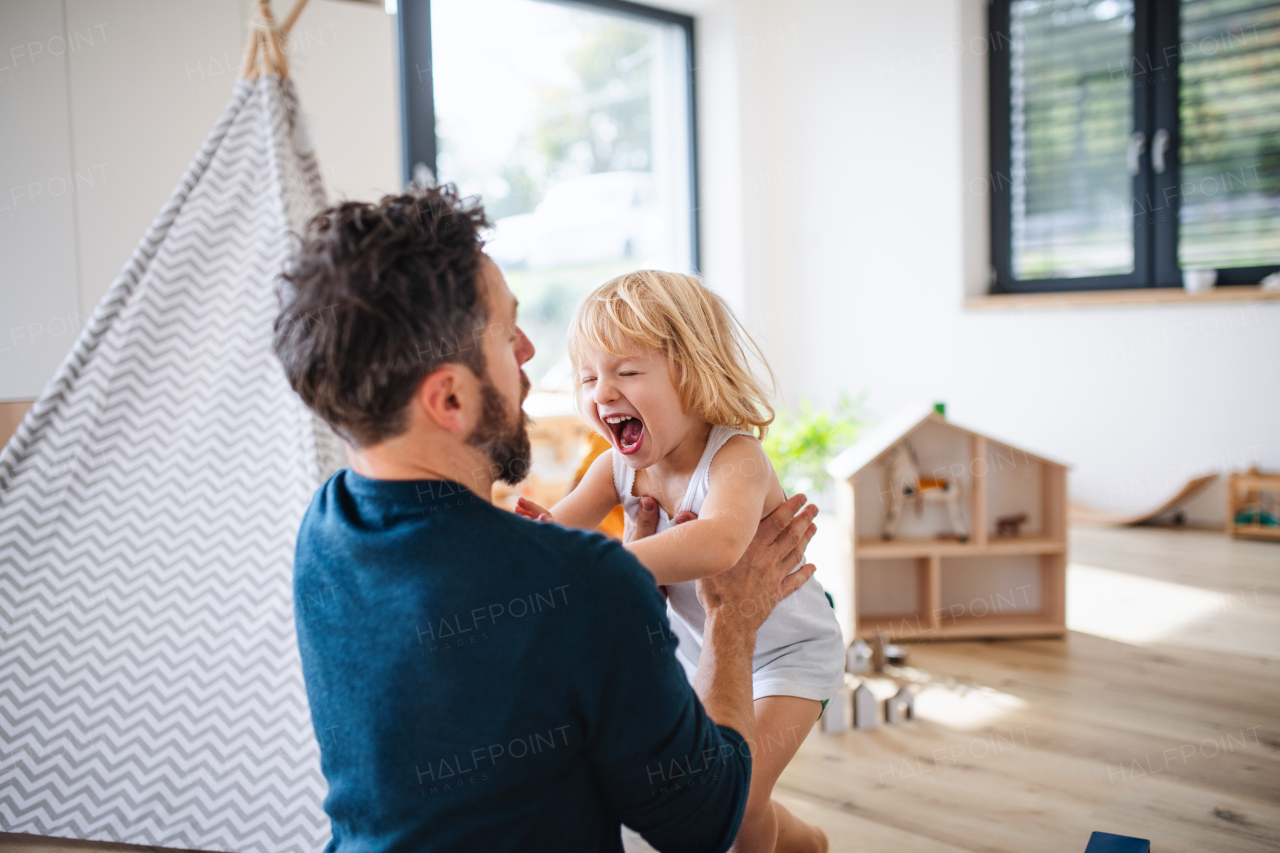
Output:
[[1178, 0, 1280, 270], [1009, 0, 1136, 281], [989, 0, 1280, 293]]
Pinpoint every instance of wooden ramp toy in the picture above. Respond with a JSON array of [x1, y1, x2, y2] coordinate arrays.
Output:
[[1069, 473, 1216, 527]]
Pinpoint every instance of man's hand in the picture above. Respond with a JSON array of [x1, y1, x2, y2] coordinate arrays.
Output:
[[690, 494, 818, 742], [696, 495, 818, 633]]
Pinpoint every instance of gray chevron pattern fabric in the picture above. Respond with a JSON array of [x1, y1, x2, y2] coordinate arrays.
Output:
[[0, 76, 338, 852]]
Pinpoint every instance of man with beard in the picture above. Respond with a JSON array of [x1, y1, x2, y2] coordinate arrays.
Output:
[[273, 186, 820, 853]]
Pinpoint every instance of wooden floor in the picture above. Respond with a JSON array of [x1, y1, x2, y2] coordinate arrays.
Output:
[[3, 526, 1276, 853], [776, 525, 1280, 853]]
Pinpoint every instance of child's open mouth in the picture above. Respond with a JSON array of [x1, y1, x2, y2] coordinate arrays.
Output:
[[604, 414, 645, 455]]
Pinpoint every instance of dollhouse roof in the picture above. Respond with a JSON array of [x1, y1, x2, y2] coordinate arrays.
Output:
[[826, 403, 1069, 482]]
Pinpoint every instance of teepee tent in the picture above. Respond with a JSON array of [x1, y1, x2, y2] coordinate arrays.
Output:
[[0, 3, 341, 851]]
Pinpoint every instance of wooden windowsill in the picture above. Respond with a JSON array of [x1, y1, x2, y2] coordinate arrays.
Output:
[[964, 284, 1280, 310]]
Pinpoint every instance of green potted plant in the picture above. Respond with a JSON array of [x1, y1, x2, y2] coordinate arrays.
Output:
[[763, 393, 868, 510]]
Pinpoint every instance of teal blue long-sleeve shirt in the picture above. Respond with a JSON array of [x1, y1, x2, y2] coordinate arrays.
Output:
[[293, 471, 751, 852]]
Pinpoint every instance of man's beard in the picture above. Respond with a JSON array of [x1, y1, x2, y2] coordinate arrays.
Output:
[[467, 370, 532, 486]]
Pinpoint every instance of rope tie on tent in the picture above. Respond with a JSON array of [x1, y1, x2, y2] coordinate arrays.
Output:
[[239, 0, 312, 81]]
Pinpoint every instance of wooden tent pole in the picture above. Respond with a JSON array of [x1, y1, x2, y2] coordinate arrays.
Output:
[[238, 20, 261, 80], [263, 29, 287, 78], [280, 0, 313, 36], [254, 0, 287, 79], [238, 0, 312, 81]]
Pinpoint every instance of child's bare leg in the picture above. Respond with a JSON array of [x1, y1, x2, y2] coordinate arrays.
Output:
[[730, 695, 828, 853]]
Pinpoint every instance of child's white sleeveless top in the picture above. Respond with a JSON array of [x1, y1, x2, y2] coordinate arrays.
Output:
[[613, 424, 846, 701]]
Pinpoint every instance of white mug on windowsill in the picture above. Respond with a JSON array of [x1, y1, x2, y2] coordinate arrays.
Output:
[[1182, 268, 1217, 293]]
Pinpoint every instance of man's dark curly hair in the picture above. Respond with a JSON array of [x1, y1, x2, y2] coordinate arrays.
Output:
[[272, 185, 492, 447]]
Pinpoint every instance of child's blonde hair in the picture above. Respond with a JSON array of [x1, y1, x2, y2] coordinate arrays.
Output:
[[567, 270, 775, 438]]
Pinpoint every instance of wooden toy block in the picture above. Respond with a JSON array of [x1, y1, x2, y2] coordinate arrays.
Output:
[[845, 639, 871, 674], [852, 682, 878, 730], [884, 686, 914, 723], [820, 689, 848, 733]]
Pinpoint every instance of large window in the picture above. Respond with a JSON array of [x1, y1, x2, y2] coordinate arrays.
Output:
[[398, 0, 696, 388], [989, 0, 1280, 293]]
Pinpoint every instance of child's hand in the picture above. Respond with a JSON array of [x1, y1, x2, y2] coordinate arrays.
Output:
[[515, 497, 555, 523]]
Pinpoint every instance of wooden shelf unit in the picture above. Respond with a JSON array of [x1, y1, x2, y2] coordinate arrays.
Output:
[[1227, 470, 1280, 542], [830, 408, 1069, 642]]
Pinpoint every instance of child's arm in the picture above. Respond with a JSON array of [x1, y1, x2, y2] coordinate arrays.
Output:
[[515, 448, 619, 531], [626, 436, 776, 586]]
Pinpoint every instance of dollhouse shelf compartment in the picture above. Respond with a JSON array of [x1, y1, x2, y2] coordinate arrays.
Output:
[[829, 405, 1070, 642]]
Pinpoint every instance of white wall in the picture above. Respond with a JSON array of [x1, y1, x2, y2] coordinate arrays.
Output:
[[694, 0, 1278, 522], [1, 1, 86, 401], [4, 0, 1274, 521], [0, 0, 399, 401]]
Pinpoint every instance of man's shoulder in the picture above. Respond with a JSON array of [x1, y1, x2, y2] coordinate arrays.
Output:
[[507, 513, 642, 577], [499, 515, 666, 615], [295, 472, 656, 603]]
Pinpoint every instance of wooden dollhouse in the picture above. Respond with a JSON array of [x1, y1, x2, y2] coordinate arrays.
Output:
[[827, 405, 1070, 641]]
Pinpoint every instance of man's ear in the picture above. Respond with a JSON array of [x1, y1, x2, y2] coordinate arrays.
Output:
[[414, 364, 472, 434]]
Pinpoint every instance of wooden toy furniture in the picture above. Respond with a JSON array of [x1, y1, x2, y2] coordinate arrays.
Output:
[[828, 405, 1069, 641], [1227, 467, 1280, 541]]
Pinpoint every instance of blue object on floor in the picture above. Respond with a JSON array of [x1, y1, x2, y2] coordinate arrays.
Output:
[[1084, 831, 1150, 852]]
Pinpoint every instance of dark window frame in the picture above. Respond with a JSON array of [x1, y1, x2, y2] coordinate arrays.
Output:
[[988, 0, 1279, 294], [396, 0, 701, 271]]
